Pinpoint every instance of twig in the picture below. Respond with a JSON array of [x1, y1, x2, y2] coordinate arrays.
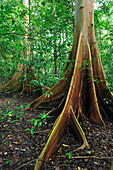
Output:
[[34, 129, 51, 134], [15, 128, 40, 148], [15, 156, 113, 169], [15, 158, 37, 170], [70, 156, 113, 160], [9, 124, 40, 149]]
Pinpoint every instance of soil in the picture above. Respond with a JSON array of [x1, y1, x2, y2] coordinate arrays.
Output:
[[0, 92, 113, 170]]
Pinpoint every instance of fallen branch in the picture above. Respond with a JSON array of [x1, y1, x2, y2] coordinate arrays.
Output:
[[34, 129, 51, 134], [9, 124, 40, 148], [15, 158, 37, 170], [13, 155, 113, 170], [69, 156, 113, 160]]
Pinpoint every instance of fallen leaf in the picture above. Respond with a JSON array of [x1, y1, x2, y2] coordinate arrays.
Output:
[[58, 150, 62, 153], [94, 162, 100, 165], [20, 149, 26, 152], [41, 144, 44, 146], [78, 166, 81, 170], [13, 142, 20, 145], [62, 144, 69, 147], [55, 167, 60, 170], [26, 147, 30, 149], [87, 151, 91, 154], [8, 134, 13, 137], [61, 155, 66, 158], [4, 152, 8, 155], [104, 146, 107, 149], [15, 148, 19, 150]]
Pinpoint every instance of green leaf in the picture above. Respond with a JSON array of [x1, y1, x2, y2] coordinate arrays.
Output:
[[34, 120, 39, 126], [30, 80, 40, 86], [19, 104, 24, 109], [25, 128, 31, 131], [66, 152, 72, 158], [9, 120, 18, 123], [29, 119, 36, 122], [4, 142, 8, 145], [8, 110, 15, 116], [38, 122, 42, 127], [5, 160, 11, 164], [30, 127, 34, 135]]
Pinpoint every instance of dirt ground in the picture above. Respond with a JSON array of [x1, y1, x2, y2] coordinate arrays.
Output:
[[0, 92, 113, 170]]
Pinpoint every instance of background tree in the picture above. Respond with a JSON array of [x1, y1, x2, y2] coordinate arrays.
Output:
[[0, 0, 25, 84], [0, 0, 43, 93], [0, 0, 75, 89], [0, 0, 112, 90]]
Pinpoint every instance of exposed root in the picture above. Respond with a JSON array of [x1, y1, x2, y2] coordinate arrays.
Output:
[[70, 106, 89, 149], [0, 64, 23, 91], [0, 64, 43, 94]]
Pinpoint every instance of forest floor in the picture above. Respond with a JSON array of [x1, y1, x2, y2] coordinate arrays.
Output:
[[0, 92, 113, 170]]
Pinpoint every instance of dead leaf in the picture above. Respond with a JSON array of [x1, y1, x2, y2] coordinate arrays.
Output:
[[55, 167, 60, 170], [15, 148, 19, 150], [78, 166, 81, 170], [26, 147, 30, 149], [62, 144, 69, 147], [41, 144, 44, 146], [4, 152, 8, 155], [58, 150, 62, 153], [61, 155, 66, 158], [0, 152, 2, 155], [20, 149, 26, 152], [94, 162, 100, 165], [13, 142, 20, 145]]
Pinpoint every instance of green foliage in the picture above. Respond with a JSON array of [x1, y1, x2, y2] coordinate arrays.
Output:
[[25, 112, 49, 135], [66, 152, 72, 159], [45, 91, 53, 97], [0, 0, 27, 82], [0, 103, 24, 123], [0, 0, 74, 87], [28, 0, 74, 87], [0, 0, 112, 91], [0, 100, 48, 135], [94, 0, 113, 91], [5, 160, 11, 164]]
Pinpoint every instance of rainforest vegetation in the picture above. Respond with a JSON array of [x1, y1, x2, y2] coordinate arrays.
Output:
[[0, 0, 113, 169]]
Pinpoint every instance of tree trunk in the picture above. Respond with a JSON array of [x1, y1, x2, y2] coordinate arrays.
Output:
[[53, 1, 57, 76], [25, 0, 113, 169]]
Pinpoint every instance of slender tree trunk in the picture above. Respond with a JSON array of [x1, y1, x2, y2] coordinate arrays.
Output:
[[54, 45, 57, 76], [53, 1, 57, 76]]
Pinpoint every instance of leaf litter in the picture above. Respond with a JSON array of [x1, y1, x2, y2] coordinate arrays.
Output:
[[0, 92, 113, 170]]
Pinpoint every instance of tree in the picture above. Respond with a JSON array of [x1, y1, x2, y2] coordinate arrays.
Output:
[[0, 0, 74, 89], [0, 0, 44, 94], [30, 0, 74, 86], [24, 0, 113, 169], [0, 0, 25, 85]]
